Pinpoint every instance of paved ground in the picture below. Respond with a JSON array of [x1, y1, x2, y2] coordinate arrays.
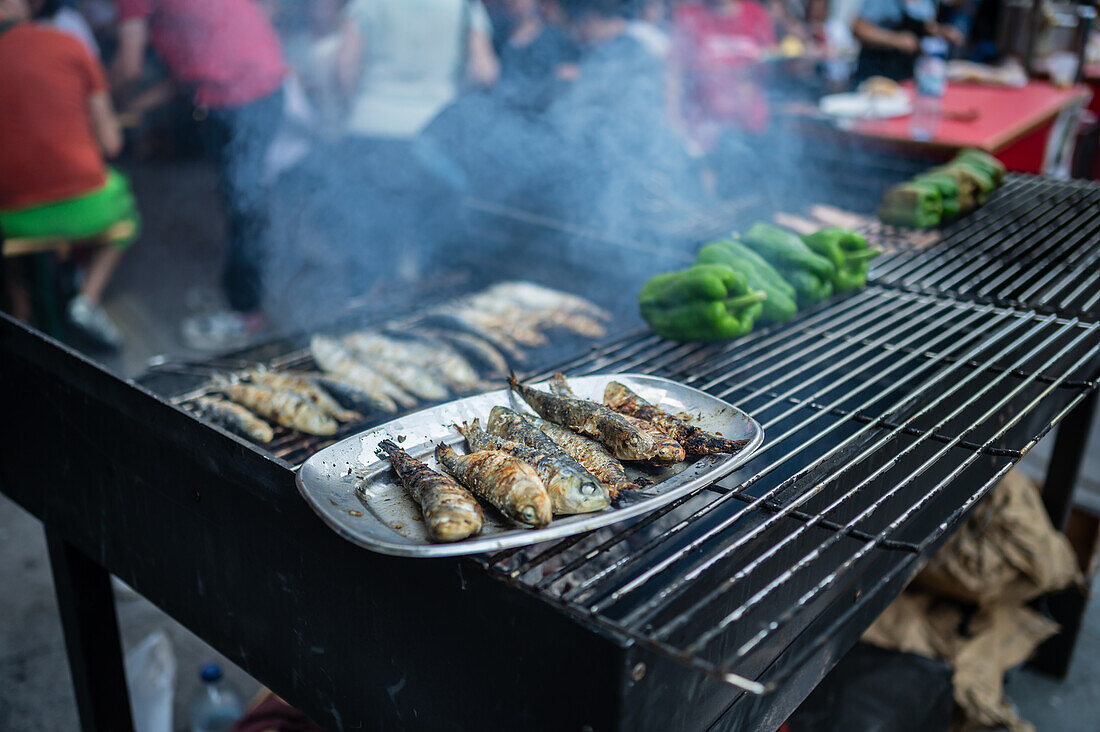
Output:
[[1, 158, 1098, 730]]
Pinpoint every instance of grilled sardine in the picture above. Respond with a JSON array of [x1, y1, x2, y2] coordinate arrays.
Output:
[[604, 381, 748, 455], [309, 335, 411, 410], [221, 383, 337, 436], [191, 396, 275, 443], [435, 444, 551, 527], [347, 332, 478, 392], [246, 369, 360, 422], [377, 440, 483, 542], [344, 334, 451, 402], [299, 372, 392, 415], [458, 419, 608, 515], [420, 330, 509, 375], [527, 415, 640, 498], [508, 373, 657, 461], [548, 374, 685, 464]]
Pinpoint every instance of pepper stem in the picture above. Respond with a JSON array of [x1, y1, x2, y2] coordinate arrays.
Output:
[[844, 247, 884, 261], [725, 291, 768, 308]]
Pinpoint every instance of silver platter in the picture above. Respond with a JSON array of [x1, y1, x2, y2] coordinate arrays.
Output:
[[296, 373, 764, 558]]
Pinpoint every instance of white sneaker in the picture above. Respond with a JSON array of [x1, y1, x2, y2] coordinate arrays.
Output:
[[67, 295, 122, 350], [181, 310, 265, 352]]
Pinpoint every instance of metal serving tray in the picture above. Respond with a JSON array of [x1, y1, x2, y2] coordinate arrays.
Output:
[[296, 374, 764, 557]]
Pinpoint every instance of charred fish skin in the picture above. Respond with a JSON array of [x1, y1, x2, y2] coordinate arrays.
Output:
[[548, 373, 687, 464], [221, 383, 338, 436], [507, 373, 657, 461], [434, 444, 552, 527], [192, 396, 275, 443], [457, 420, 609, 515], [486, 405, 565, 455], [376, 440, 483, 542], [246, 369, 360, 422], [527, 415, 640, 498], [604, 381, 748, 455]]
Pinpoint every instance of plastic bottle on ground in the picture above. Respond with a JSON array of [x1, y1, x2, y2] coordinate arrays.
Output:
[[189, 663, 244, 732]]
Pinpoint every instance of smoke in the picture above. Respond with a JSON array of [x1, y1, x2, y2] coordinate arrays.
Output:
[[257, 2, 839, 330]]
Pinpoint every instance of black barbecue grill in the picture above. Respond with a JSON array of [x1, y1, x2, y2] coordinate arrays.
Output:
[[1, 174, 1098, 732]]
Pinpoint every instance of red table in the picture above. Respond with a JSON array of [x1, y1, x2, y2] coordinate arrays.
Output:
[[850, 81, 1092, 173]]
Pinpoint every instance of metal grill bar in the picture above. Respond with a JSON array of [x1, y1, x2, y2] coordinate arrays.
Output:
[[487, 283, 1099, 695]]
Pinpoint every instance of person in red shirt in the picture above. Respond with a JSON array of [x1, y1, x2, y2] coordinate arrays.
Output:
[[670, 0, 777, 150], [111, 0, 287, 350], [0, 0, 138, 350]]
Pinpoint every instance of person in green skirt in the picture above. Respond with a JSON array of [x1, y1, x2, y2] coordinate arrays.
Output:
[[0, 0, 138, 349]]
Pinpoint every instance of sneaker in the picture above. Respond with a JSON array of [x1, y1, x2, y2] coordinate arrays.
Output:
[[67, 294, 122, 351], [181, 309, 265, 352]]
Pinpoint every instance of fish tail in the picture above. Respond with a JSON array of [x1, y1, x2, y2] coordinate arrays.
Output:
[[434, 443, 455, 463], [507, 370, 523, 393]]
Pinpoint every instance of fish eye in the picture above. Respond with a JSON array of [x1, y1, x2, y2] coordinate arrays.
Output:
[[521, 506, 537, 521], [581, 482, 597, 495]]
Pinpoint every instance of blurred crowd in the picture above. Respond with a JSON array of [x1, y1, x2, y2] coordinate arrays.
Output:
[[0, 0, 1056, 352]]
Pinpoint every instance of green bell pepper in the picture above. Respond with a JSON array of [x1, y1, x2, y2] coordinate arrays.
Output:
[[913, 173, 961, 218], [784, 268, 834, 306], [695, 240, 798, 323], [741, 223, 836, 280], [638, 264, 766, 341], [800, 228, 882, 293], [878, 182, 943, 228], [953, 148, 1005, 186]]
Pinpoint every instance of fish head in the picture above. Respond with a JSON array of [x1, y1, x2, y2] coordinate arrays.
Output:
[[513, 481, 553, 527], [621, 430, 658, 460], [552, 474, 611, 514], [431, 512, 483, 543], [654, 443, 687, 464]]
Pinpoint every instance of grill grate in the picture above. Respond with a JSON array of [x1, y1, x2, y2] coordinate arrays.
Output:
[[478, 286, 1100, 694], [869, 175, 1100, 320]]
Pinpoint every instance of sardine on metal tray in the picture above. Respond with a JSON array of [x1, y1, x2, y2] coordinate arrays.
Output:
[[604, 381, 748, 455], [457, 419, 608, 515], [549, 373, 684, 464], [376, 439, 482, 543], [507, 373, 657, 461], [527, 415, 640, 498], [434, 444, 551, 527]]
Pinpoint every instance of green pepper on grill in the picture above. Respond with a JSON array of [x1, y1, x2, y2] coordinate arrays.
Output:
[[638, 264, 767, 341], [913, 173, 961, 219], [741, 223, 837, 307], [878, 181, 943, 228], [953, 148, 1005, 186], [695, 239, 798, 323], [800, 228, 882, 293]]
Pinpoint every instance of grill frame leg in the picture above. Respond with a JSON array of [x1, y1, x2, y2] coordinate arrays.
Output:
[[46, 526, 135, 732], [1031, 389, 1098, 678]]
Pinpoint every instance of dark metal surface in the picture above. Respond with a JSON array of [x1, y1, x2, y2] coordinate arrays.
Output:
[[3, 174, 1100, 731]]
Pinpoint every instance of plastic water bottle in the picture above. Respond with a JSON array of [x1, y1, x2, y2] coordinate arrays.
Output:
[[189, 663, 244, 732], [910, 36, 948, 141]]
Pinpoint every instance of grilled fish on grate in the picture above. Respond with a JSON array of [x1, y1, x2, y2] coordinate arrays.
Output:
[[190, 396, 275, 443]]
